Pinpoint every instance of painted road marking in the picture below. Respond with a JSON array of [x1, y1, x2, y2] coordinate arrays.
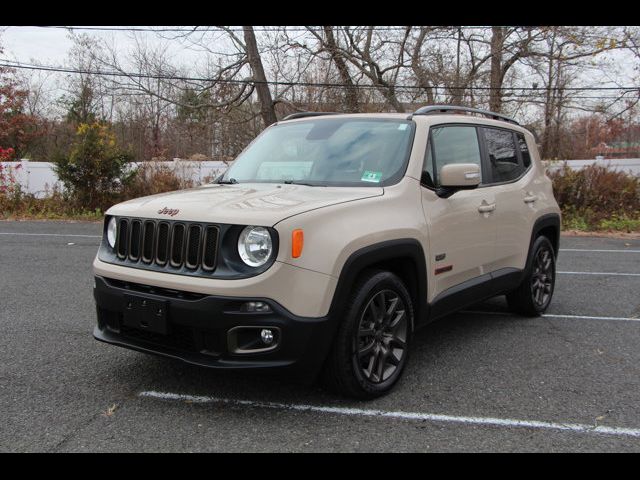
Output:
[[561, 248, 640, 253], [138, 390, 640, 438], [462, 310, 640, 322], [558, 271, 640, 277], [0, 232, 101, 238]]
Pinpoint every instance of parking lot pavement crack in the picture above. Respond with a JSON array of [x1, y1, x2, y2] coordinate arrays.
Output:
[[46, 373, 161, 452], [46, 410, 104, 453]]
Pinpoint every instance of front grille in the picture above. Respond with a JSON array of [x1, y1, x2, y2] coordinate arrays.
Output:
[[142, 221, 155, 263], [156, 222, 170, 265], [114, 218, 219, 273], [170, 223, 186, 267], [202, 226, 219, 271], [128, 220, 142, 261], [186, 225, 202, 269]]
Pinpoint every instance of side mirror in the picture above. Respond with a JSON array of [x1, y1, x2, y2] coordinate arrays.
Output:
[[437, 163, 481, 198]]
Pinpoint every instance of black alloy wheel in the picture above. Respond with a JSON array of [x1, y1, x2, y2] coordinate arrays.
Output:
[[355, 289, 408, 384], [530, 244, 554, 309]]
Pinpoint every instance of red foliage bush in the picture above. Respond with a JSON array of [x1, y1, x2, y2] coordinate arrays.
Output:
[[548, 163, 640, 226]]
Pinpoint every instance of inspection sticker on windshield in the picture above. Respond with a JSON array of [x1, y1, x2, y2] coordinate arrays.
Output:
[[361, 171, 382, 183]]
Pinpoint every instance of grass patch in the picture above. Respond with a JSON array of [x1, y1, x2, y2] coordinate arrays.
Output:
[[561, 211, 640, 233], [0, 188, 103, 221]]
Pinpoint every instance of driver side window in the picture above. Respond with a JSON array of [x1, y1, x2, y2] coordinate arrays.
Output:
[[424, 126, 482, 187]]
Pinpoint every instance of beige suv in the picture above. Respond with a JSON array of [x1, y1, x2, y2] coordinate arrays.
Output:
[[93, 106, 561, 398]]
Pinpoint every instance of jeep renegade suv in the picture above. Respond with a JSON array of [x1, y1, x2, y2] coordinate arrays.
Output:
[[93, 105, 561, 399]]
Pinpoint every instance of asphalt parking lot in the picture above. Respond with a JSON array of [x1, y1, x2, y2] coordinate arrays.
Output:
[[1, 220, 639, 452]]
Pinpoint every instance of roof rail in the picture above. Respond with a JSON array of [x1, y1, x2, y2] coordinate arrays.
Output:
[[281, 111, 341, 121], [411, 105, 519, 125]]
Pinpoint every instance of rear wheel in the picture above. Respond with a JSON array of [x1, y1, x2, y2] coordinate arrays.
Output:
[[506, 235, 556, 316], [322, 270, 413, 399]]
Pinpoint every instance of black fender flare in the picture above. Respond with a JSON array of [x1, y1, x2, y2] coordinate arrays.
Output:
[[327, 238, 429, 330], [529, 213, 560, 256], [521, 213, 561, 281]]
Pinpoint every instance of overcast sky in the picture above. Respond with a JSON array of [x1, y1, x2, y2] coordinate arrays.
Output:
[[2, 26, 98, 64], [1, 25, 637, 123], [0, 25, 206, 65]]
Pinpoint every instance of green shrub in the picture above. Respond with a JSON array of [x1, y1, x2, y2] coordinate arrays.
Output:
[[53, 122, 134, 211]]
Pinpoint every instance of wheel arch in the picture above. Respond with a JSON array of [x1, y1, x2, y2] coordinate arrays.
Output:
[[519, 213, 561, 285], [530, 213, 561, 260], [328, 239, 428, 329]]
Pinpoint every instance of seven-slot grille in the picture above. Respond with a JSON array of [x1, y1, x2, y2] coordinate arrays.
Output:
[[115, 218, 219, 272]]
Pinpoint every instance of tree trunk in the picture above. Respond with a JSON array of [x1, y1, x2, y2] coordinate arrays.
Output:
[[450, 27, 463, 105], [489, 27, 505, 112], [323, 26, 359, 112], [541, 31, 557, 159], [243, 26, 277, 127]]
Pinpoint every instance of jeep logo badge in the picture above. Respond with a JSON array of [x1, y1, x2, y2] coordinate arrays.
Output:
[[157, 207, 180, 217]]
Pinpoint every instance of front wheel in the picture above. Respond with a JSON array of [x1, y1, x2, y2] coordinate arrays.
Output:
[[506, 235, 556, 316], [321, 270, 413, 399]]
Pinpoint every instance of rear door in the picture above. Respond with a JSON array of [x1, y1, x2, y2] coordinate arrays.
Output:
[[480, 127, 537, 272], [420, 124, 498, 300]]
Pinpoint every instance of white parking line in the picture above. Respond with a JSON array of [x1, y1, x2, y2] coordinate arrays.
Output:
[[561, 248, 640, 253], [0, 232, 101, 238], [462, 310, 640, 322], [558, 271, 640, 277], [138, 390, 640, 438]]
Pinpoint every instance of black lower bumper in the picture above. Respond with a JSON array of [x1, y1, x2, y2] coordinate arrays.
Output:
[[93, 276, 335, 377]]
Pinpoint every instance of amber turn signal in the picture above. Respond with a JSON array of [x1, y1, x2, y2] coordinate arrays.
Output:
[[292, 229, 304, 258]]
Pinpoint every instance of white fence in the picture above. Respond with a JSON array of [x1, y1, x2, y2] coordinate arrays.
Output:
[[2, 157, 639, 197], [1, 159, 229, 197], [544, 158, 640, 176]]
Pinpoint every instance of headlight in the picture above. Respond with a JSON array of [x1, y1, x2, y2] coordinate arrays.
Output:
[[237, 226, 273, 267], [107, 217, 117, 248]]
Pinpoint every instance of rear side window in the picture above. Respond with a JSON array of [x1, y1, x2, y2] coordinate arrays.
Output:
[[429, 126, 482, 186], [516, 133, 531, 168], [483, 128, 522, 183]]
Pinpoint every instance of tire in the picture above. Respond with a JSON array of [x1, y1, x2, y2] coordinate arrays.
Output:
[[506, 235, 556, 317], [321, 270, 414, 399]]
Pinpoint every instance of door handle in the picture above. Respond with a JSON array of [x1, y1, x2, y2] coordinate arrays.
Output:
[[478, 203, 496, 213], [524, 193, 538, 203]]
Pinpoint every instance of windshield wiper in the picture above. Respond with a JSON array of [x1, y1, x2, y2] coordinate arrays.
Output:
[[217, 177, 238, 184], [283, 180, 325, 187]]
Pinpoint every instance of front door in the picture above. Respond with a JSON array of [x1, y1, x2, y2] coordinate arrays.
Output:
[[420, 124, 498, 301]]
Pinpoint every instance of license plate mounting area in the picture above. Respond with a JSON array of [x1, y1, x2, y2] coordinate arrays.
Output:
[[123, 294, 170, 335]]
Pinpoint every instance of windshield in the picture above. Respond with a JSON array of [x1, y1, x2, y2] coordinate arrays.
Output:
[[220, 118, 415, 186]]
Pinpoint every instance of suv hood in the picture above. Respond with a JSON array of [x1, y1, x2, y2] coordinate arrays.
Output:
[[106, 183, 383, 226]]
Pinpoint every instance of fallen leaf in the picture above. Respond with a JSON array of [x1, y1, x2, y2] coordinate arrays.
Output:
[[103, 403, 118, 417]]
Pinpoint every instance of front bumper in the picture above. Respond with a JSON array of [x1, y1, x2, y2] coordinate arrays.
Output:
[[93, 276, 335, 376]]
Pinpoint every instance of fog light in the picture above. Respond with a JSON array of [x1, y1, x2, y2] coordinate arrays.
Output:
[[260, 329, 274, 345], [241, 301, 272, 313]]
